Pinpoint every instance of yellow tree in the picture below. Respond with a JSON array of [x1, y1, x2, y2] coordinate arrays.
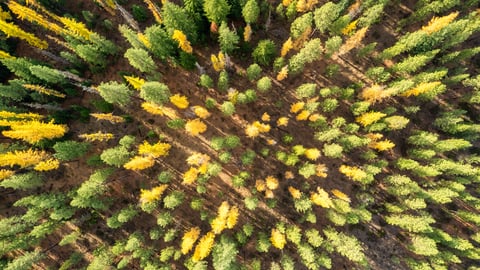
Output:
[[0, 19, 48, 49], [338, 27, 368, 55], [181, 227, 201, 254], [310, 187, 333, 208], [0, 149, 47, 168], [185, 119, 207, 136], [172, 29, 193, 53], [124, 155, 155, 170], [192, 232, 216, 261], [90, 113, 125, 124], [23, 84, 66, 98], [355, 111, 386, 127], [422, 12, 459, 34], [124, 75, 145, 90], [2, 120, 67, 144], [34, 158, 60, 171], [138, 141, 171, 158], [7, 2, 63, 34], [59, 17, 93, 40], [270, 228, 286, 249], [143, 0, 162, 23], [139, 184, 168, 205], [79, 131, 114, 142], [170, 94, 189, 109], [339, 165, 367, 182]]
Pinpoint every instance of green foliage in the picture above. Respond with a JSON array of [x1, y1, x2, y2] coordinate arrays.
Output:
[[252, 40, 276, 66], [59, 231, 81, 246], [125, 48, 156, 74], [97, 81, 133, 106], [392, 49, 440, 74], [4, 250, 43, 270], [145, 25, 177, 61], [0, 172, 43, 190], [410, 235, 439, 256], [246, 63, 262, 81], [220, 101, 235, 116], [323, 228, 366, 263], [132, 4, 148, 22], [290, 12, 313, 39], [366, 67, 391, 83], [212, 235, 239, 270], [295, 83, 316, 98], [288, 38, 322, 75], [385, 213, 435, 233], [162, 2, 198, 43], [163, 191, 185, 209], [53, 140, 90, 161], [204, 0, 230, 24], [324, 36, 342, 56], [29, 65, 66, 84], [323, 143, 343, 158], [140, 81, 171, 105], [217, 70, 229, 91], [242, 0, 260, 24], [199, 74, 214, 88], [70, 169, 113, 210], [218, 22, 239, 53], [314, 2, 341, 33], [256, 232, 271, 252]]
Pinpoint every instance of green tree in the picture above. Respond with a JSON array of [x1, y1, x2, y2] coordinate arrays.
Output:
[[252, 40, 276, 66], [256, 76, 272, 92], [140, 81, 171, 105], [5, 250, 43, 270], [242, 0, 260, 24], [323, 227, 366, 264], [53, 140, 90, 161], [101, 145, 133, 167], [70, 169, 113, 210], [162, 2, 198, 43], [218, 22, 239, 53], [204, 0, 230, 25], [290, 12, 313, 39], [119, 25, 145, 49], [392, 49, 440, 74], [145, 25, 177, 61], [288, 38, 322, 74], [124, 48, 156, 74], [29, 65, 66, 84], [97, 81, 133, 106], [246, 63, 262, 81], [0, 172, 43, 190], [212, 235, 239, 270], [313, 2, 342, 33], [217, 70, 229, 91]]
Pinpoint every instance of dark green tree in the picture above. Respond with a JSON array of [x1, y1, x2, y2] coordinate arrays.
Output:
[[252, 39, 276, 66], [53, 140, 90, 161], [162, 2, 199, 43]]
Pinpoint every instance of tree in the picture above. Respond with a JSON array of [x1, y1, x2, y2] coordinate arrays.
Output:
[[313, 2, 341, 33], [323, 227, 366, 263], [218, 22, 239, 53], [70, 169, 113, 210], [290, 12, 313, 39], [193, 232, 216, 261], [212, 235, 239, 270], [0, 19, 48, 49], [252, 40, 276, 66], [392, 49, 440, 74], [242, 0, 260, 24], [124, 48, 156, 73], [3, 120, 68, 144], [4, 250, 43, 270], [145, 25, 177, 61], [162, 2, 198, 43], [97, 81, 133, 106], [203, 0, 230, 25], [0, 172, 43, 190], [288, 38, 322, 74], [53, 141, 90, 161], [29, 65, 66, 84], [182, 227, 201, 255], [101, 145, 133, 167], [140, 81, 171, 105]]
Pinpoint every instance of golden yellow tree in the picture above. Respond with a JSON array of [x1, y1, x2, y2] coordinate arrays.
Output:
[[0, 149, 47, 168], [304, 148, 321, 160], [124, 75, 145, 90], [192, 232, 216, 261], [183, 167, 199, 185], [0, 169, 15, 180], [172, 30, 193, 53], [192, 106, 211, 119], [0, 19, 48, 49], [124, 155, 155, 170], [422, 12, 459, 34], [139, 184, 168, 205], [338, 27, 368, 55], [138, 141, 171, 158], [59, 17, 93, 40], [143, 0, 162, 23], [339, 165, 367, 182], [7, 2, 63, 34], [3, 120, 67, 144], [310, 187, 333, 208], [288, 186, 302, 199], [170, 94, 189, 109], [185, 119, 207, 136], [270, 228, 286, 249], [34, 158, 60, 171], [244, 24, 252, 42], [181, 227, 201, 255], [402, 81, 441, 97], [90, 113, 125, 124], [355, 111, 387, 127], [23, 84, 66, 98], [276, 66, 289, 81], [211, 52, 225, 71], [79, 131, 114, 142], [331, 189, 351, 202], [226, 206, 239, 229]]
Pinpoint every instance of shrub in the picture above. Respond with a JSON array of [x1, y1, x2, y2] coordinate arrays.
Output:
[[53, 141, 90, 161], [200, 74, 214, 88], [252, 40, 276, 66], [256, 76, 272, 92], [246, 63, 262, 81]]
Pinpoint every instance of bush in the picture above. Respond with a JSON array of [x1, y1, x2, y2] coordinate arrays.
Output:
[[246, 64, 262, 81], [220, 101, 235, 116], [252, 40, 276, 66], [53, 141, 90, 161], [199, 74, 214, 88], [257, 77, 272, 92]]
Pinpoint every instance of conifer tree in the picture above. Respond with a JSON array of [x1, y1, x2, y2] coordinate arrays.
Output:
[[313, 2, 341, 33], [124, 48, 156, 74], [212, 235, 239, 270], [0, 172, 43, 190], [145, 25, 177, 61], [140, 81, 171, 105], [242, 0, 260, 25], [70, 169, 113, 210], [97, 81, 133, 106], [3, 120, 67, 144], [162, 2, 198, 43], [218, 22, 239, 53], [204, 0, 230, 26], [4, 250, 43, 270]]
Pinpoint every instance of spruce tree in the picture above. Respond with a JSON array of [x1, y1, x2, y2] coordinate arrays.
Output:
[[218, 22, 239, 53], [140, 81, 171, 105], [203, 0, 230, 25], [124, 48, 156, 74], [97, 81, 133, 106]]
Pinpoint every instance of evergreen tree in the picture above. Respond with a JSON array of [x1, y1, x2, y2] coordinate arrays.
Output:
[[144, 25, 177, 61], [140, 81, 171, 105], [29, 65, 66, 84], [252, 40, 276, 66], [290, 12, 313, 39], [101, 145, 133, 167], [392, 49, 440, 75], [162, 2, 198, 43], [242, 0, 260, 24], [212, 235, 239, 270], [313, 2, 342, 33], [0, 172, 43, 190], [124, 48, 156, 74], [53, 140, 90, 161], [288, 38, 322, 74], [203, 0, 230, 25], [70, 169, 113, 210], [218, 22, 239, 53], [4, 250, 43, 270], [97, 81, 133, 106]]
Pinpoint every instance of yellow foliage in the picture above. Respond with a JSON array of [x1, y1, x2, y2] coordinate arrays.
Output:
[[296, 110, 311, 121], [217, 201, 230, 219], [138, 141, 171, 158], [276, 66, 288, 81], [79, 131, 114, 142], [342, 20, 358, 35], [255, 179, 266, 192], [292, 27, 312, 49], [288, 186, 302, 199], [267, 139, 277, 145], [0, 7, 11, 21], [310, 187, 333, 208], [123, 155, 155, 170], [211, 52, 225, 71], [211, 216, 226, 234], [422, 12, 459, 34], [282, 0, 292, 6], [281, 38, 293, 57], [285, 171, 295, 179], [304, 148, 321, 160], [0, 169, 14, 180], [187, 152, 210, 166], [59, 17, 93, 40], [290, 102, 305, 113], [198, 163, 209, 174], [331, 189, 351, 202], [277, 117, 289, 127], [361, 85, 390, 103], [0, 111, 43, 120], [34, 158, 59, 171], [339, 165, 367, 181], [192, 106, 211, 119], [0, 149, 47, 168], [183, 167, 199, 185], [170, 94, 189, 109], [296, 0, 318, 12], [244, 23, 252, 42], [124, 76, 145, 90], [402, 81, 441, 97], [355, 111, 386, 127], [316, 163, 328, 178], [139, 184, 168, 205], [261, 112, 271, 122], [339, 27, 368, 55], [369, 139, 395, 151], [172, 29, 193, 53], [185, 118, 207, 136], [192, 232, 215, 262], [264, 189, 274, 199], [270, 228, 286, 249], [0, 19, 48, 49], [253, 121, 271, 133], [23, 84, 65, 98], [308, 113, 321, 122], [265, 176, 279, 190], [137, 33, 151, 48], [141, 102, 164, 115], [144, 0, 162, 23], [3, 120, 67, 144], [226, 206, 239, 229], [245, 124, 260, 138], [181, 227, 201, 255], [0, 49, 14, 59], [90, 113, 125, 124], [8, 2, 63, 34]]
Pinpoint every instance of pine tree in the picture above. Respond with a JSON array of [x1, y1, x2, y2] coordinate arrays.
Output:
[[140, 81, 171, 105], [0, 19, 48, 49], [218, 22, 239, 53], [97, 81, 133, 106], [203, 0, 230, 25], [288, 38, 322, 74], [70, 169, 113, 210], [182, 227, 201, 254], [162, 2, 198, 43], [4, 250, 43, 270], [313, 2, 342, 33], [290, 12, 313, 39], [145, 25, 177, 61], [212, 235, 239, 270], [124, 48, 156, 74], [0, 172, 43, 190], [323, 227, 366, 263], [392, 49, 440, 75], [185, 118, 207, 136], [193, 232, 216, 261], [242, 0, 260, 24], [3, 120, 67, 144]]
